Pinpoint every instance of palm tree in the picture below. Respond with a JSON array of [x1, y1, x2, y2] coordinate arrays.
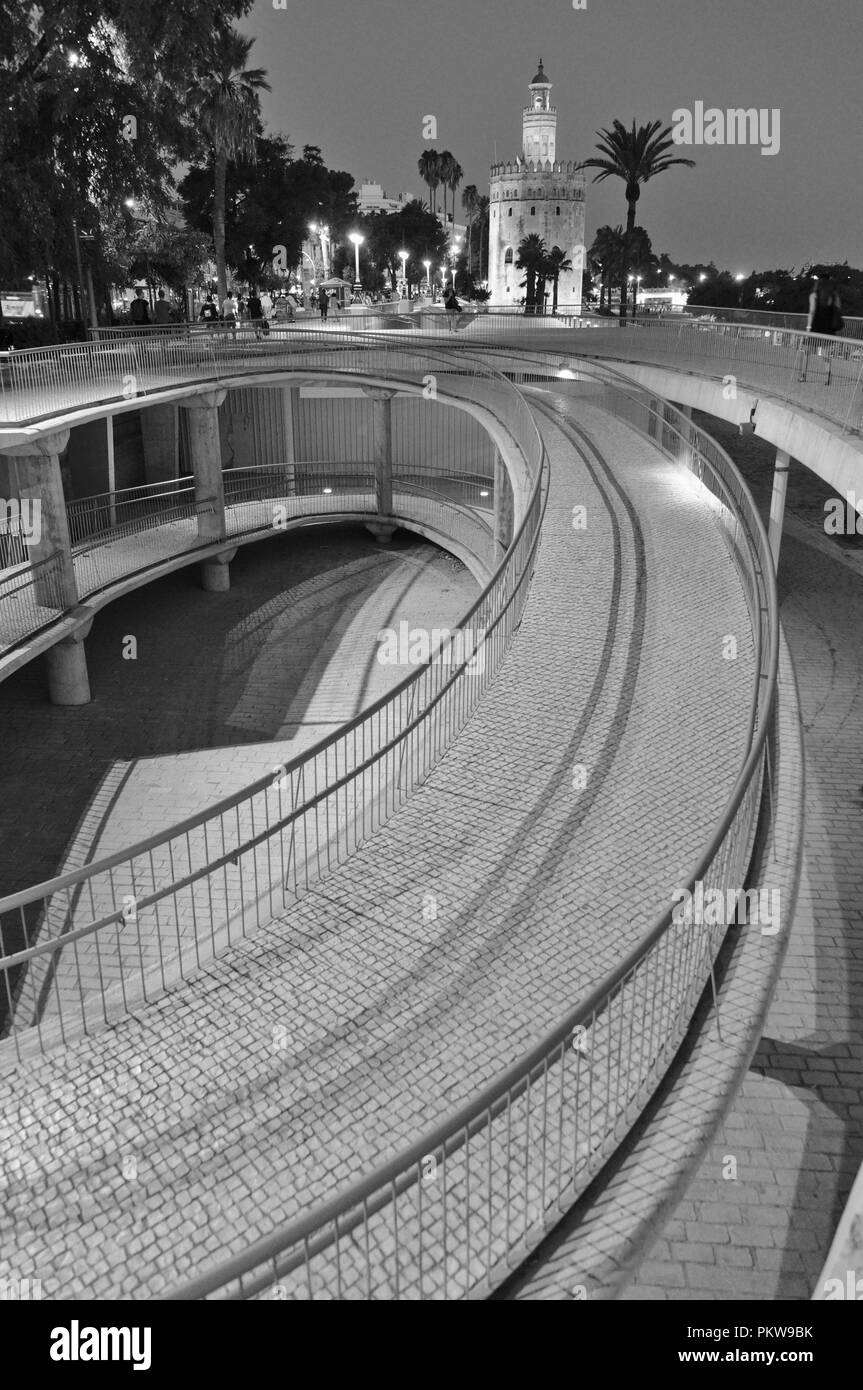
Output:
[[476, 194, 490, 281], [462, 184, 479, 276], [515, 233, 546, 315], [588, 225, 627, 312], [579, 119, 694, 319], [446, 158, 463, 233], [546, 246, 573, 315], [438, 151, 455, 224], [195, 27, 270, 305], [417, 149, 441, 216]]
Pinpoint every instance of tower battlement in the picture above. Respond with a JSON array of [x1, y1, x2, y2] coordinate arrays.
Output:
[[490, 159, 584, 178]]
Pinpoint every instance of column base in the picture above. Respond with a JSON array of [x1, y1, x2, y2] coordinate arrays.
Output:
[[365, 521, 398, 544], [46, 639, 91, 706], [201, 557, 231, 592]]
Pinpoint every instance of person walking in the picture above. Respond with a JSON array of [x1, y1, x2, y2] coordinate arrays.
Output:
[[153, 289, 172, 325], [221, 290, 238, 341], [798, 276, 843, 382], [319, 287, 329, 322], [129, 288, 150, 327], [247, 290, 264, 340], [443, 283, 461, 333], [199, 294, 218, 327]]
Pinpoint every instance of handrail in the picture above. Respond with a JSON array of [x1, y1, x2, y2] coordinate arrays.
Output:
[[164, 353, 778, 1300], [1, 339, 777, 1301], [0, 339, 543, 1010]]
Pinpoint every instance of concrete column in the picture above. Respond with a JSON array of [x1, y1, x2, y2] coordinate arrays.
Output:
[[494, 451, 514, 553], [178, 390, 232, 590], [201, 548, 237, 592], [0, 428, 77, 608], [768, 448, 791, 568], [45, 608, 94, 705], [283, 387, 298, 463], [362, 387, 396, 542], [178, 389, 227, 543]]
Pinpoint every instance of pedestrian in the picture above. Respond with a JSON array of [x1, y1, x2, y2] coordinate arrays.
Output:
[[443, 284, 461, 332], [319, 287, 329, 321], [199, 294, 218, 326], [798, 276, 843, 382], [153, 289, 172, 325], [247, 289, 264, 340], [221, 290, 238, 340], [272, 293, 292, 331], [129, 288, 150, 327]]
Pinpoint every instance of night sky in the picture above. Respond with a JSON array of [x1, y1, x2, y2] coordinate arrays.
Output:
[[246, 0, 862, 273]]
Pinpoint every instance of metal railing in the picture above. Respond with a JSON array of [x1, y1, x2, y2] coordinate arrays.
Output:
[[158, 355, 778, 1300], [0, 335, 525, 652], [0, 343, 778, 1300], [2, 315, 862, 440], [0, 340, 542, 1062]]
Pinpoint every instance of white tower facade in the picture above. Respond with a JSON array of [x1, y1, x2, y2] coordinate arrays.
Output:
[[488, 61, 586, 311]]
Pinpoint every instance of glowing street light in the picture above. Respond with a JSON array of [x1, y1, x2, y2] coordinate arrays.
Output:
[[348, 231, 364, 289], [423, 258, 431, 293], [398, 248, 409, 298]]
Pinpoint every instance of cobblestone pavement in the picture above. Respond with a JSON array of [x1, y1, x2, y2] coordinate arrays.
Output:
[[0, 390, 755, 1298], [621, 414, 863, 1301]]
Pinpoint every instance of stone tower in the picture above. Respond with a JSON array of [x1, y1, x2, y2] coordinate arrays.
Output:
[[488, 61, 586, 311]]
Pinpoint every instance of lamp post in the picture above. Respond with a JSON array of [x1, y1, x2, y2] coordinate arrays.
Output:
[[423, 259, 431, 295], [348, 231, 364, 293], [398, 249, 409, 300]]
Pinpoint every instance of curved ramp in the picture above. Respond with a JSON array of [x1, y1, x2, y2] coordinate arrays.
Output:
[[0, 384, 756, 1299]]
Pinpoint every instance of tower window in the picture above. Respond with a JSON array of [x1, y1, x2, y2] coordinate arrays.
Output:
[[504, 248, 514, 265], [508, 207, 512, 217], [530, 206, 535, 216], [556, 206, 560, 215]]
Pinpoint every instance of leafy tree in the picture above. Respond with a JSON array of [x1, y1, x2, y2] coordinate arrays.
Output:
[[0, 1, 252, 306], [579, 119, 695, 318], [588, 225, 626, 311], [191, 26, 269, 303]]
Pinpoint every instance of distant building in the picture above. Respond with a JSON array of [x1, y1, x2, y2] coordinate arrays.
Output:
[[488, 61, 586, 310], [357, 182, 415, 216]]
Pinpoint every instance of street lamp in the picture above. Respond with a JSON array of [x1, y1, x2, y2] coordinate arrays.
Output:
[[398, 249, 409, 299], [348, 231, 364, 292], [423, 259, 431, 294]]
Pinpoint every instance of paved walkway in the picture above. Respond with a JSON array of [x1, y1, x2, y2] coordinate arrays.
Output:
[[619, 413, 863, 1300], [0, 387, 756, 1298]]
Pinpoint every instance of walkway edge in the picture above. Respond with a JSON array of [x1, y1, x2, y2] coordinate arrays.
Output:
[[494, 620, 805, 1300]]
